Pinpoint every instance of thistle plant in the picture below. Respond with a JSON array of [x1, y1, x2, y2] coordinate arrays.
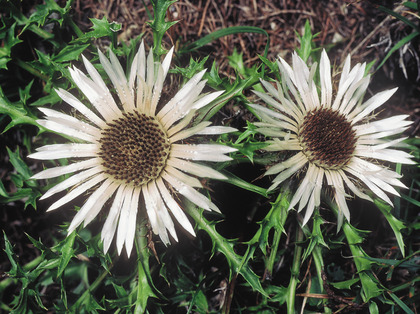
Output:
[[1, 1, 419, 313]]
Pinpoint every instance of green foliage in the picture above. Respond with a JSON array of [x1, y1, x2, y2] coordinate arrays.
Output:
[[172, 56, 208, 79], [301, 211, 328, 262], [184, 201, 267, 297], [295, 20, 319, 62], [148, 0, 178, 56], [74, 17, 121, 47], [1, 0, 418, 313], [0, 23, 22, 70], [374, 199, 407, 257], [1, 147, 40, 208], [248, 192, 289, 256], [0, 86, 41, 132], [228, 49, 259, 79]]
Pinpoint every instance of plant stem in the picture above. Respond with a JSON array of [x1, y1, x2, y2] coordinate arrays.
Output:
[[15, 59, 49, 81], [311, 247, 323, 284], [0, 255, 43, 293], [150, 0, 176, 57], [286, 227, 304, 314], [264, 191, 290, 279], [23, 254, 44, 271], [312, 246, 332, 313], [134, 216, 156, 313], [66, 18, 84, 38], [266, 228, 281, 278]]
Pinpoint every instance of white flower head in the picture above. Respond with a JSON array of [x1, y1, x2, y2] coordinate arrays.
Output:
[[29, 41, 236, 257], [251, 50, 414, 228]]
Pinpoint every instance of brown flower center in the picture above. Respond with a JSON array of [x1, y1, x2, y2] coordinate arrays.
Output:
[[298, 107, 357, 169], [98, 111, 171, 186]]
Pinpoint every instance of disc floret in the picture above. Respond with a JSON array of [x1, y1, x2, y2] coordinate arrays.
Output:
[[98, 111, 171, 186], [298, 107, 357, 170]]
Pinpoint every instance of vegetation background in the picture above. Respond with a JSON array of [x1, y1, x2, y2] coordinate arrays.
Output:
[[0, 0, 419, 313]]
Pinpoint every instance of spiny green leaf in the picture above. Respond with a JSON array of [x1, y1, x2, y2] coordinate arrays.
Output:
[[57, 231, 76, 278], [7, 147, 33, 181], [26, 233, 50, 255], [23, 190, 41, 209], [29, 0, 72, 27], [247, 192, 289, 254], [53, 44, 90, 62], [228, 49, 259, 79], [4, 232, 26, 279], [148, 0, 178, 56], [0, 87, 42, 132], [5, 146, 40, 208], [374, 199, 406, 257], [231, 123, 269, 163], [326, 196, 384, 302], [18, 80, 34, 105], [112, 282, 129, 299], [297, 20, 313, 58], [207, 61, 224, 86], [3, 236, 48, 311], [32, 49, 72, 83], [0, 23, 23, 70], [235, 121, 259, 144], [258, 54, 280, 79], [189, 289, 208, 313], [10, 289, 29, 314], [173, 56, 209, 79], [342, 221, 370, 246], [342, 223, 382, 301], [5, 1, 53, 40], [29, 92, 62, 107], [5, 144, 41, 208], [73, 17, 121, 43], [0, 188, 41, 210], [83, 294, 106, 312], [296, 20, 316, 62], [301, 211, 328, 261], [228, 49, 246, 75], [31, 289, 48, 311], [134, 260, 157, 313], [265, 285, 288, 305], [10, 173, 24, 189], [185, 201, 267, 296], [329, 278, 360, 290], [232, 140, 268, 163], [359, 272, 382, 302], [0, 179, 8, 197], [220, 169, 268, 198]]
